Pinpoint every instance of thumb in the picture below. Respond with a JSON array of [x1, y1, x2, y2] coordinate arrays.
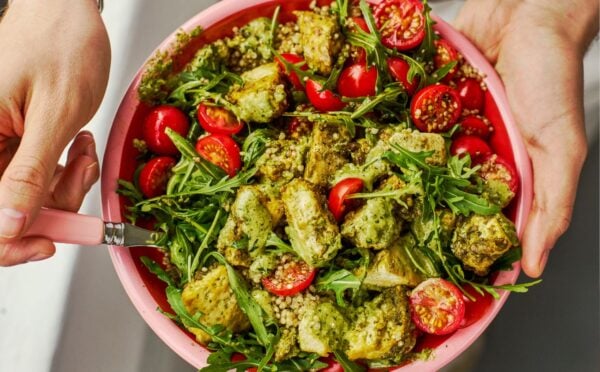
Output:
[[0, 122, 65, 243]]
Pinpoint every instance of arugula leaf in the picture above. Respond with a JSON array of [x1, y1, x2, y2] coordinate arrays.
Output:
[[414, 0, 437, 62], [333, 350, 366, 372], [165, 127, 226, 180], [140, 256, 176, 287], [316, 269, 362, 307]]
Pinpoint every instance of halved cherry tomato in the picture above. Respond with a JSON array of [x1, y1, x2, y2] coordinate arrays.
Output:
[[387, 57, 419, 95], [351, 16, 370, 33], [305, 79, 346, 112], [450, 135, 493, 163], [230, 353, 257, 372], [143, 105, 190, 156], [197, 103, 244, 135], [478, 154, 519, 193], [457, 115, 491, 139], [434, 39, 459, 82], [276, 53, 307, 90], [373, 0, 425, 51], [138, 156, 176, 198], [457, 78, 484, 111], [195, 134, 241, 177], [411, 84, 462, 132], [460, 284, 494, 328], [337, 63, 378, 98], [328, 178, 364, 222], [409, 278, 465, 335], [262, 260, 317, 296]]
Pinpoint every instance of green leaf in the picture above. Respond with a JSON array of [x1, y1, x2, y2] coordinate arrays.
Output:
[[415, 0, 437, 62], [165, 127, 227, 180], [140, 257, 176, 287], [316, 269, 361, 307], [333, 350, 366, 372]]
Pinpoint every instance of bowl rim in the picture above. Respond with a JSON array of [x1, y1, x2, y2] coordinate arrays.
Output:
[[101, 0, 533, 370]]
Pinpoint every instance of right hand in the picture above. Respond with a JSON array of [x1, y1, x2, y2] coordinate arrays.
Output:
[[0, 0, 110, 265]]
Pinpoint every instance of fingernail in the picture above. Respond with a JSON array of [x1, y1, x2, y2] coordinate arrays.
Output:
[[538, 250, 550, 273], [83, 162, 98, 188], [84, 140, 96, 157], [28, 252, 52, 262], [0, 208, 26, 239]]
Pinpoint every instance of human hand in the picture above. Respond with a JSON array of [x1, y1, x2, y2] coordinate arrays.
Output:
[[0, 0, 110, 265], [455, 0, 598, 277]]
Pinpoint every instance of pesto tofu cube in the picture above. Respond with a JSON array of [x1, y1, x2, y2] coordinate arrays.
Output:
[[256, 137, 309, 184], [228, 62, 289, 123], [304, 122, 351, 187], [217, 186, 273, 266], [451, 213, 520, 276], [387, 129, 448, 166], [344, 286, 416, 361], [362, 238, 424, 289], [181, 265, 250, 344], [298, 301, 348, 356], [294, 11, 343, 75], [341, 197, 402, 250], [282, 179, 342, 267]]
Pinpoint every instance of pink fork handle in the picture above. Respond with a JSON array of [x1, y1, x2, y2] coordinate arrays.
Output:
[[24, 208, 105, 246]]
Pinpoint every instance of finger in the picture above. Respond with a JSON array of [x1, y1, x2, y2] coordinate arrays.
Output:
[[46, 133, 99, 212], [0, 237, 56, 266], [0, 98, 73, 244], [520, 143, 586, 278]]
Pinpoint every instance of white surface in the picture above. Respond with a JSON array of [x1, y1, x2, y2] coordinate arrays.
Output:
[[0, 1, 597, 372]]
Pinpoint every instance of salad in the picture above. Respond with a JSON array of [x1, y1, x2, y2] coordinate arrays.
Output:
[[117, 0, 539, 370]]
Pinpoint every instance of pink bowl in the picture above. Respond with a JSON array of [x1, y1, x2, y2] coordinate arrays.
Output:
[[101, 0, 533, 370]]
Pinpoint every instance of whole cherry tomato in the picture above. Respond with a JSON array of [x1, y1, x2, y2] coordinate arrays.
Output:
[[457, 78, 485, 111], [276, 53, 307, 90], [143, 105, 190, 156], [373, 0, 425, 51], [328, 178, 364, 222], [197, 103, 244, 135], [138, 156, 176, 198], [411, 84, 462, 132], [409, 278, 465, 335], [450, 135, 493, 163], [387, 57, 419, 95], [305, 79, 346, 112], [262, 259, 317, 296], [337, 63, 378, 98], [457, 115, 491, 139], [195, 134, 241, 177]]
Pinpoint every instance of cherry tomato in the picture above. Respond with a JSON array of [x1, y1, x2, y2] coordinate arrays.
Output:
[[305, 79, 346, 112], [457, 78, 484, 111], [262, 260, 317, 296], [478, 154, 519, 193], [409, 278, 465, 335], [411, 84, 462, 132], [457, 115, 491, 139], [351, 16, 370, 33], [276, 53, 307, 90], [197, 103, 244, 135], [337, 63, 378, 98], [434, 39, 459, 82], [319, 357, 343, 372], [230, 353, 257, 372], [328, 178, 364, 222], [143, 105, 190, 156], [387, 57, 419, 95], [195, 134, 241, 177], [373, 0, 425, 51], [460, 284, 494, 328], [450, 135, 493, 163], [138, 156, 176, 198]]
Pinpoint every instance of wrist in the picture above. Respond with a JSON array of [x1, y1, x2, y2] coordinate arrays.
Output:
[[522, 0, 598, 54]]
